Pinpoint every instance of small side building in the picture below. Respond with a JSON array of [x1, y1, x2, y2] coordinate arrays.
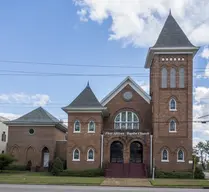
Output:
[[0, 116, 9, 154], [4, 107, 67, 169]]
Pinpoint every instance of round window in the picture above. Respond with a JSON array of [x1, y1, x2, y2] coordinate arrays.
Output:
[[123, 91, 133, 101], [29, 128, 35, 135]]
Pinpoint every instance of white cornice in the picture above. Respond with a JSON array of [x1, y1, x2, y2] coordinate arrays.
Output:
[[145, 46, 200, 68]]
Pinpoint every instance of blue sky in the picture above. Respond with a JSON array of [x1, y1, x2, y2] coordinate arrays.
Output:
[[0, 0, 209, 144]]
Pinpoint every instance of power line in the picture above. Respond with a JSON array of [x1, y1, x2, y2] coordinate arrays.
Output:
[[0, 59, 207, 70]]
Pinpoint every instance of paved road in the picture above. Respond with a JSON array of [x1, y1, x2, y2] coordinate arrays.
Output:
[[0, 185, 207, 192]]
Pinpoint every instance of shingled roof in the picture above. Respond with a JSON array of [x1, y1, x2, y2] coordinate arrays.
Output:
[[4, 107, 67, 132], [145, 11, 199, 68], [63, 82, 105, 112], [153, 12, 195, 48]]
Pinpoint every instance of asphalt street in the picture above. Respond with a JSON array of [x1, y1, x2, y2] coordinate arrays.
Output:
[[0, 185, 207, 192]]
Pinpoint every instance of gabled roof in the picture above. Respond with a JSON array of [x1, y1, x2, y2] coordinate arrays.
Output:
[[101, 76, 151, 106], [145, 12, 199, 68], [153, 12, 195, 48], [4, 107, 67, 132], [62, 82, 106, 112]]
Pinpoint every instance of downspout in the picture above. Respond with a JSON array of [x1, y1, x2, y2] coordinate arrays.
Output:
[[150, 134, 153, 176], [101, 134, 104, 168]]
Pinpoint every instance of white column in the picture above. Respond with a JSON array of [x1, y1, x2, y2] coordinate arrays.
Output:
[[150, 134, 153, 176], [100, 134, 104, 168]]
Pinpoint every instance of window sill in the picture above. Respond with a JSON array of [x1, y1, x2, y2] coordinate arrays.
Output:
[[170, 109, 177, 112], [177, 160, 185, 163], [169, 131, 177, 133], [72, 159, 80, 162], [88, 131, 95, 133], [87, 159, 94, 162], [73, 131, 81, 133], [161, 160, 169, 162]]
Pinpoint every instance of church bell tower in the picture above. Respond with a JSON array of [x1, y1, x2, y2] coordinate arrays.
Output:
[[145, 12, 199, 171]]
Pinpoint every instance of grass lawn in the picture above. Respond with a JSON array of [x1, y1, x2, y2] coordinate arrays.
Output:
[[150, 179, 209, 188], [0, 172, 104, 185]]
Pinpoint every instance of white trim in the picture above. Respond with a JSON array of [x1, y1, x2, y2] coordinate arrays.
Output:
[[7, 125, 55, 127], [72, 148, 80, 161], [169, 119, 176, 132], [63, 107, 106, 113], [73, 120, 81, 133], [67, 111, 104, 113], [87, 148, 94, 161], [161, 149, 169, 162], [151, 47, 199, 50], [101, 76, 151, 105], [177, 149, 185, 162], [88, 121, 95, 133]]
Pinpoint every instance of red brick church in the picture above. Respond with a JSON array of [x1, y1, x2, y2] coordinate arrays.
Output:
[[5, 12, 199, 177]]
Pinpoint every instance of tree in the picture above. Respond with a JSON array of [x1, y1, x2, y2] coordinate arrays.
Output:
[[51, 157, 63, 176], [0, 154, 16, 172], [195, 142, 206, 169]]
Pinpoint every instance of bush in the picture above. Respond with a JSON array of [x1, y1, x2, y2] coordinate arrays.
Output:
[[59, 168, 104, 177], [5, 164, 27, 171], [0, 154, 16, 171], [51, 157, 63, 176], [194, 167, 205, 179], [155, 170, 193, 179]]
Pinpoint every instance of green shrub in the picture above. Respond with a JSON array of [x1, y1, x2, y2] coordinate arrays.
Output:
[[59, 168, 104, 177], [5, 164, 27, 171], [0, 154, 16, 171], [155, 170, 193, 179], [194, 167, 205, 179], [51, 157, 64, 176]]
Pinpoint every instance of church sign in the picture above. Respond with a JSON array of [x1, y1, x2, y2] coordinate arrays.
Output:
[[104, 132, 149, 136]]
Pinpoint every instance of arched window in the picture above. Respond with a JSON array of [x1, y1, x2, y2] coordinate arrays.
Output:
[[161, 149, 169, 162], [88, 121, 95, 133], [114, 111, 139, 130], [177, 149, 184, 162], [169, 119, 176, 132], [73, 149, 80, 161], [161, 68, 168, 88], [169, 98, 177, 111], [170, 68, 176, 88], [87, 149, 94, 161], [74, 120, 81, 133], [179, 68, 185, 88]]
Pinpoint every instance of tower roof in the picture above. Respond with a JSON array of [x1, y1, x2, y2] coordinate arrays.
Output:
[[63, 83, 105, 112], [153, 12, 194, 48], [145, 12, 199, 68]]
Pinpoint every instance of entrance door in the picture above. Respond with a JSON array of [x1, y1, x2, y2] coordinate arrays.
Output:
[[110, 141, 123, 163], [130, 141, 143, 163]]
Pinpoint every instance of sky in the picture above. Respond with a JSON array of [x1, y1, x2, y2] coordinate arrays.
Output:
[[0, 0, 209, 146]]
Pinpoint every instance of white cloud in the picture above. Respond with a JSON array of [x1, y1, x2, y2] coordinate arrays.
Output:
[[199, 47, 209, 78], [0, 113, 21, 120], [136, 80, 150, 94], [74, 0, 209, 47], [193, 86, 209, 144], [0, 93, 50, 107]]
